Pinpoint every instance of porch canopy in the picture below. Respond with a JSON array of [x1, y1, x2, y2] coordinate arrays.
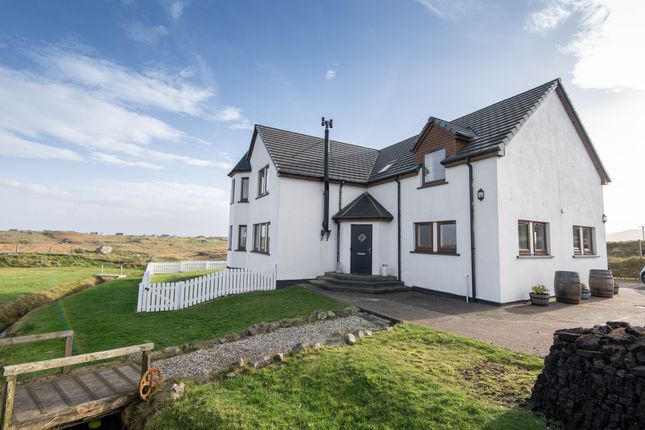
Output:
[[332, 192, 393, 222]]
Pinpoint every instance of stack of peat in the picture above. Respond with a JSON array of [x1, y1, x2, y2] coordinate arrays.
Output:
[[531, 321, 645, 429]]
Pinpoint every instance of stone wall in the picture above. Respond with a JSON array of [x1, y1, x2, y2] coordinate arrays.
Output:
[[531, 322, 645, 429]]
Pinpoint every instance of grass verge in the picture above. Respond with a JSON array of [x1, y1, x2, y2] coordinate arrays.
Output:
[[146, 323, 545, 430], [0, 277, 345, 380], [150, 269, 220, 283], [609, 256, 643, 279]]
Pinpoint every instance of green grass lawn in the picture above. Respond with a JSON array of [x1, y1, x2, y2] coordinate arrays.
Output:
[[0, 267, 100, 306], [150, 269, 220, 283], [0, 277, 346, 378], [147, 323, 546, 430]]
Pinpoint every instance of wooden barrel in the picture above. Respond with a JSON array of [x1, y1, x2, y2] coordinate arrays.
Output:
[[554, 271, 581, 304], [589, 269, 615, 298]]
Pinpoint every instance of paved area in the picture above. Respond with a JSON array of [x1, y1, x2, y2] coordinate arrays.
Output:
[[307, 281, 645, 357]]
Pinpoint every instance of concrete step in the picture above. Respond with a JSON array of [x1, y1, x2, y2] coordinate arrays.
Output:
[[316, 276, 404, 288], [309, 279, 410, 294], [324, 272, 400, 283]]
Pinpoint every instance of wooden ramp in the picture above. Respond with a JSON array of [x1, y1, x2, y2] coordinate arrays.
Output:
[[1, 332, 153, 430]]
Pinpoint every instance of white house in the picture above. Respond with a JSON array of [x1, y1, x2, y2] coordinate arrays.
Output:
[[227, 79, 610, 304]]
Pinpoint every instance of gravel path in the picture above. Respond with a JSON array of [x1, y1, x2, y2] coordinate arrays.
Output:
[[155, 314, 388, 380]]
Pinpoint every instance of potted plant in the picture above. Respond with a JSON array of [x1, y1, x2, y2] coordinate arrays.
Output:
[[530, 284, 550, 306], [580, 283, 590, 300]]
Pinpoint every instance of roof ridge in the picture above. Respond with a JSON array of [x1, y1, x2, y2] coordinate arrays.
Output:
[[255, 124, 378, 152], [451, 78, 560, 124]]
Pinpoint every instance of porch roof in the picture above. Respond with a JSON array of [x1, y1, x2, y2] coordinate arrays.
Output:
[[332, 192, 393, 221]]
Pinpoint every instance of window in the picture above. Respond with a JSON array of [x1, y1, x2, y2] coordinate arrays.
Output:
[[414, 222, 433, 252], [437, 221, 457, 253], [257, 165, 269, 197], [423, 149, 446, 185], [378, 160, 397, 173], [240, 177, 249, 202], [573, 226, 595, 255], [230, 179, 235, 204], [253, 222, 270, 254], [228, 225, 233, 250], [237, 225, 247, 251], [518, 220, 549, 256]]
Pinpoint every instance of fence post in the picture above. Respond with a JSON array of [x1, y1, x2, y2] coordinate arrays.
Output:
[[62, 333, 73, 375], [1, 375, 16, 430]]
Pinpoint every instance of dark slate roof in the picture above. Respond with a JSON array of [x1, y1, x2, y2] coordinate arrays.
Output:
[[237, 79, 608, 184], [332, 192, 393, 221], [228, 151, 251, 176], [444, 79, 560, 163], [368, 135, 418, 182], [256, 125, 378, 183]]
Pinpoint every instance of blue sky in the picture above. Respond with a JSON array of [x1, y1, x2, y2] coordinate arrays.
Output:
[[0, 0, 642, 236]]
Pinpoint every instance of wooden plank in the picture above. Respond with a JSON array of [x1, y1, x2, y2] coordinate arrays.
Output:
[[76, 373, 113, 399], [71, 375, 99, 401], [111, 365, 139, 386], [0, 331, 73, 347], [25, 385, 46, 414], [13, 393, 137, 430], [49, 381, 72, 407], [3, 343, 154, 376], [52, 377, 95, 406], [1, 376, 16, 430], [29, 382, 69, 414], [9, 385, 39, 425], [92, 371, 119, 395]]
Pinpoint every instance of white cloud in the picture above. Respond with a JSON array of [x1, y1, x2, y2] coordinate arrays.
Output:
[[0, 129, 83, 161], [229, 119, 253, 131], [414, 0, 483, 19], [91, 152, 162, 170], [168, 1, 187, 20], [32, 50, 214, 117], [123, 22, 168, 45], [525, 0, 645, 92], [213, 106, 242, 122], [0, 179, 67, 196], [325, 69, 336, 80]]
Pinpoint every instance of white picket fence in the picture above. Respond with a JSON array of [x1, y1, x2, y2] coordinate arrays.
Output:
[[137, 261, 277, 313]]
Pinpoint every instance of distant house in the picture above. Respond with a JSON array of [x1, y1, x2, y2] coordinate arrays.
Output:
[[227, 79, 610, 304]]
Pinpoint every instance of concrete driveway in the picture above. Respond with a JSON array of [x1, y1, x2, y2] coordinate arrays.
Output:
[[307, 282, 645, 356]]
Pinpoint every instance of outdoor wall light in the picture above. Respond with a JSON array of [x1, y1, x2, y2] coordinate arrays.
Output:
[[602, 214, 608, 223], [477, 188, 485, 201]]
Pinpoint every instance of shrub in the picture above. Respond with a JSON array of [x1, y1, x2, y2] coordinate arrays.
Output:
[[580, 283, 589, 291], [531, 284, 549, 295]]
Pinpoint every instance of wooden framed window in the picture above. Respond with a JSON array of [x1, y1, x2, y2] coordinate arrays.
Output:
[[230, 179, 235, 204], [237, 225, 247, 251], [228, 225, 233, 250], [573, 225, 595, 255], [257, 165, 269, 197], [437, 221, 457, 253], [518, 221, 531, 255], [414, 222, 433, 252], [422, 149, 446, 185], [253, 222, 270, 254], [518, 220, 549, 256], [239, 177, 249, 202]]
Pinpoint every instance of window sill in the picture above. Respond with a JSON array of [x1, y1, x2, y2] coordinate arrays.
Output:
[[516, 255, 554, 259], [250, 250, 270, 256], [238, 200, 249, 204], [573, 254, 599, 258], [234, 249, 247, 252], [417, 180, 448, 189], [410, 250, 460, 256], [256, 192, 269, 200]]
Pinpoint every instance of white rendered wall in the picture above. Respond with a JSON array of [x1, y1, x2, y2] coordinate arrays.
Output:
[[496, 90, 607, 303], [227, 135, 280, 272], [276, 178, 365, 280]]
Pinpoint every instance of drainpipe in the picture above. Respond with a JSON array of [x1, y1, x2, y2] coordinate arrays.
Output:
[[336, 181, 344, 271], [467, 158, 477, 301], [396, 177, 402, 281]]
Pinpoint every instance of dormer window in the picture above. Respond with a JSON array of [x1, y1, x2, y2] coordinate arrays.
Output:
[[423, 149, 446, 185]]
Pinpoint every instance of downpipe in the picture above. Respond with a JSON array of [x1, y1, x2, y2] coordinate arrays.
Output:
[[467, 158, 477, 302]]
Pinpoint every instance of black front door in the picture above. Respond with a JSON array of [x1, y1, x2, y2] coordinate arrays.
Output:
[[350, 224, 372, 274]]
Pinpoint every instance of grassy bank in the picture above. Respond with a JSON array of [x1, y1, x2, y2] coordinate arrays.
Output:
[[0, 278, 345, 376], [608, 256, 644, 279], [0, 267, 100, 305], [147, 323, 545, 430]]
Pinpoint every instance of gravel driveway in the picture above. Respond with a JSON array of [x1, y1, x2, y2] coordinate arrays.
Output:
[[155, 314, 388, 380]]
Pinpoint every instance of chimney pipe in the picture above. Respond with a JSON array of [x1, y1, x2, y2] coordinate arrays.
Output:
[[321, 117, 333, 240]]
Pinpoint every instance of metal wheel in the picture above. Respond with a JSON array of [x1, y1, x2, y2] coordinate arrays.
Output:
[[138, 368, 163, 400]]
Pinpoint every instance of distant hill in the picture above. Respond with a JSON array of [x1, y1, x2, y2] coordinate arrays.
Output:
[[607, 229, 643, 243]]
